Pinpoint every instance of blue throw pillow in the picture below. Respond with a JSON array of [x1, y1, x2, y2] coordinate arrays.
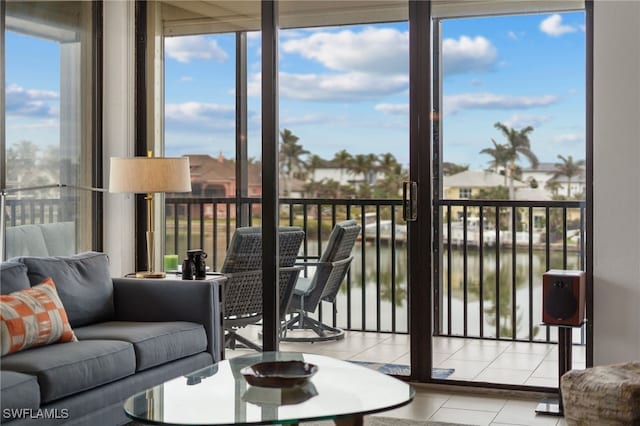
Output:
[[13, 252, 114, 327], [0, 262, 31, 295]]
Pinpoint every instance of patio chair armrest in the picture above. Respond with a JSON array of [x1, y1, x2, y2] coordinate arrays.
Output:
[[222, 266, 302, 277], [296, 257, 353, 268], [295, 260, 319, 267], [112, 277, 225, 362], [328, 256, 353, 268]]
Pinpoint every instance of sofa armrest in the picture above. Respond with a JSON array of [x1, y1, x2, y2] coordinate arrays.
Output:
[[112, 277, 225, 362]]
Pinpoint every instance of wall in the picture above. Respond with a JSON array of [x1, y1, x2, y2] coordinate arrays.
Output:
[[103, 1, 135, 277], [593, 0, 640, 364]]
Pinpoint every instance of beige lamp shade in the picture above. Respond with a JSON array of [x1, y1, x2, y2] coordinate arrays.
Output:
[[109, 157, 192, 193]]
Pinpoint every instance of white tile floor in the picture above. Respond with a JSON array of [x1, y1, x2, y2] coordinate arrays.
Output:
[[227, 327, 584, 425], [228, 327, 586, 388]]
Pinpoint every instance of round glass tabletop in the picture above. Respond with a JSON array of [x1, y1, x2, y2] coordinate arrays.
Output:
[[124, 352, 414, 425]]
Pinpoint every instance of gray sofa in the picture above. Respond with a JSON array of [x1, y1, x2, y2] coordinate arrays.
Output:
[[0, 252, 224, 425]]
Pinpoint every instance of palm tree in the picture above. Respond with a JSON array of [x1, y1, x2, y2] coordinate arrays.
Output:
[[349, 154, 376, 187], [365, 153, 379, 185], [306, 154, 324, 183], [375, 154, 407, 198], [480, 139, 511, 186], [279, 129, 309, 196], [442, 162, 469, 176], [493, 122, 539, 199], [552, 155, 585, 198], [545, 179, 562, 196], [378, 152, 399, 173], [332, 149, 352, 185]]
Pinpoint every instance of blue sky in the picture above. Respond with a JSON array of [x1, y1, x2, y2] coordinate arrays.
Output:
[[5, 32, 60, 148], [6, 11, 585, 170], [163, 11, 585, 169]]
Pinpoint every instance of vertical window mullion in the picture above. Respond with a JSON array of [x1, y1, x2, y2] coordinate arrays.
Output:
[[236, 31, 249, 226]]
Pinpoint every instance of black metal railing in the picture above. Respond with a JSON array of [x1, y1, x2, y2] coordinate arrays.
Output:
[[434, 199, 586, 344], [165, 196, 408, 334], [166, 196, 586, 344], [3, 196, 586, 344]]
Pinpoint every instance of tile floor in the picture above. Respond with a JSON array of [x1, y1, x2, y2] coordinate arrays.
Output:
[[228, 327, 586, 388], [373, 387, 572, 426], [227, 327, 586, 425]]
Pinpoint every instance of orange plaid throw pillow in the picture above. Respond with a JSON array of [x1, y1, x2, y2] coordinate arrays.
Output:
[[1, 277, 77, 356]]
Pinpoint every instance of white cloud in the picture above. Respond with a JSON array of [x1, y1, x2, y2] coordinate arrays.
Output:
[[179, 76, 193, 82], [249, 72, 408, 101], [165, 102, 235, 130], [272, 28, 498, 104], [376, 101, 557, 119], [281, 27, 408, 75], [165, 36, 228, 63], [8, 119, 59, 130], [540, 14, 577, 37], [444, 93, 559, 115], [442, 36, 497, 75], [280, 113, 330, 127], [554, 133, 582, 143], [375, 103, 409, 116], [6, 84, 58, 118], [503, 113, 553, 129]]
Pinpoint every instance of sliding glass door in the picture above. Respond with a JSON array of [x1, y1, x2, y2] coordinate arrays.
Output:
[[430, 2, 589, 387]]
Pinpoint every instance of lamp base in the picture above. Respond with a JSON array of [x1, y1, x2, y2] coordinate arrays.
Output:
[[134, 271, 166, 279]]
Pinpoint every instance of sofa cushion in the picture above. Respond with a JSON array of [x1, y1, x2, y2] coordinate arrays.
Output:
[[74, 321, 207, 371], [1, 277, 77, 356], [1, 340, 135, 403], [4, 225, 49, 258], [0, 262, 31, 294], [0, 371, 40, 413], [14, 252, 114, 327]]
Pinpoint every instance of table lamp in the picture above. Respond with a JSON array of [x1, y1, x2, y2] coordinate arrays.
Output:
[[109, 154, 191, 278]]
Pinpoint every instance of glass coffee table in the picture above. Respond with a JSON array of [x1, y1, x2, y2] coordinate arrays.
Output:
[[124, 352, 414, 425]]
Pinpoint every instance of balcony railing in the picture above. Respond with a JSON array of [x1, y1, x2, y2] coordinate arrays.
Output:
[[3, 196, 586, 344], [165, 196, 407, 334], [165, 196, 586, 344], [434, 199, 586, 344], [3, 198, 65, 226]]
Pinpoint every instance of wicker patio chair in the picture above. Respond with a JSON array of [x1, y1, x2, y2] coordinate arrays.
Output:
[[221, 226, 304, 351], [281, 219, 361, 342]]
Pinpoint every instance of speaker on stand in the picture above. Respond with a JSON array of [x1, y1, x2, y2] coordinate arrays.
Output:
[[535, 270, 586, 416]]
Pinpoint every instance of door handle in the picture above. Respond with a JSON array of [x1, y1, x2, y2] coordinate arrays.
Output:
[[403, 181, 418, 222]]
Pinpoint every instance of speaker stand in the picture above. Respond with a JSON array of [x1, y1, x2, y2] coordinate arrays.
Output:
[[535, 326, 572, 416]]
